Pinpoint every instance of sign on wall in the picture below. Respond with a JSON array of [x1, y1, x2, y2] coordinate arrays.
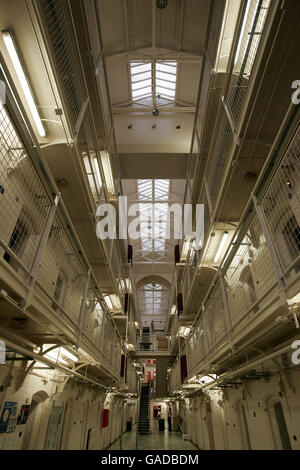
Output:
[[0, 402, 18, 434]]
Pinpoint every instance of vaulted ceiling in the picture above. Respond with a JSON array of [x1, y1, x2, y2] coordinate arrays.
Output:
[[96, 0, 212, 326]]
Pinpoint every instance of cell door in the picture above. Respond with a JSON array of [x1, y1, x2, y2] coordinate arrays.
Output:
[[44, 406, 64, 450]]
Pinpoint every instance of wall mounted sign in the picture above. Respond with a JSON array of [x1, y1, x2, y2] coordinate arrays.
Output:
[[0, 402, 18, 433]]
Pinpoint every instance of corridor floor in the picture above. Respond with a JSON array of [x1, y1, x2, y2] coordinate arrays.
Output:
[[109, 423, 197, 450]]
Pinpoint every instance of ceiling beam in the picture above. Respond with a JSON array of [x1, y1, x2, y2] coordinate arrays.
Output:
[[112, 106, 195, 114], [106, 54, 202, 63]]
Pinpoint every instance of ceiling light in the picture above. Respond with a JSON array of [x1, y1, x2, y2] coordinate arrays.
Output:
[[100, 151, 115, 197], [213, 231, 229, 264], [234, 0, 251, 65], [125, 278, 132, 292], [44, 349, 68, 365], [110, 294, 122, 310], [156, 0, 168, 9], [177, 326, 191, 338], [104, 295, 113, 310], [170, 304, 176, 315], [2, 30, 46, 138], [93, 157, 102, 191], [184, 327, 191, 337], [181, 238, 190, 260], [60, 347, 78, 362]]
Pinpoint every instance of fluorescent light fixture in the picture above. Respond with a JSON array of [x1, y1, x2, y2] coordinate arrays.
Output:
[[177, 326, 191, 338], [184, 327, 191, 337], [104, 295, 113, 310], [44, 349, 68, 365], [2, 30, 46, 138], [134, 321, 139, 329], [170, 304, 176, 315], [214, 231, 229, 264], [181, 239, 190, 260], [198, 374, 217, 384], [100, 151, 115, 196], [287, 293, 300, 306], [125, 278, 132, 292], [234, 0, 251, 65], [60, 347, 78, 362], [93, 157, 102, 191], [110, 294, 121, 309]]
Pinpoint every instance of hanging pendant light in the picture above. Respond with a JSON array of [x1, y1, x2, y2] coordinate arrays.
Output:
[[156, 0, 168, 9]]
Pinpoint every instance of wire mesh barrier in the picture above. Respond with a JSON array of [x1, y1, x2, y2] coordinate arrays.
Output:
[[170, 213, 289, 389], [38, 0, 85, 128], [260, 126, 300, 276], [205, 108, 234, 216], [35, 212, 86, 325], [224, 215, 278, 330], [206, 285, 228, 349], [168, 356, 181, 394], [225, 0, 271, 124], [0, 103, 51, 278], [0, 96, 122, 376], [186, 316, 207, 378]]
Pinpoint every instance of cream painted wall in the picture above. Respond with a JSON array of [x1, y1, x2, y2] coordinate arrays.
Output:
[[179, 370, 300, 450], [0, 364, 136, 450]]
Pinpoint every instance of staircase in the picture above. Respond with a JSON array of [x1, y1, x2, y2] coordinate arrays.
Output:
[[138, 384, 150, 434]]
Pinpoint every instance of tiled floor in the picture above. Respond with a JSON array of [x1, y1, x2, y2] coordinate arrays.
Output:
[[109, 422, 197, 450]]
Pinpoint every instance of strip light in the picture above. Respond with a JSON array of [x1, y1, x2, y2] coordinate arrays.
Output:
[[104, 295, 113, 310], [60, 347, 78, 362], [93, 157, 102, 191], [234, 0, 251, 65], [100, 151, 115, 196], [2, 30, 46, 137], [214, 231, 229, 264]]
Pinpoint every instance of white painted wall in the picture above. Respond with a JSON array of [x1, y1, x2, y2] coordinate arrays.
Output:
[[0, 363, 136, 450], [179, 370, 300, 450]]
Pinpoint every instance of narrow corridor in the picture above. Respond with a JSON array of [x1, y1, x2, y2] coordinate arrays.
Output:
[[109, 425, 197, 450]]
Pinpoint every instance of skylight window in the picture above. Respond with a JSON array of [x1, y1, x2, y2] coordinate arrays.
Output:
[[137, 180, 170, 253], [130, 61, 177, 103]]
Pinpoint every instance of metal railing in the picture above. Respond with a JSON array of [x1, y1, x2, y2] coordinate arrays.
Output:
[[0, 84, 123, 378], [137, 333, 170, 353], [173, 0, 273, 321], [35, 0, 126, 301], [169, 123, 300, 390], [225, 0, 271, 124], [261, 129, 300, 276]]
